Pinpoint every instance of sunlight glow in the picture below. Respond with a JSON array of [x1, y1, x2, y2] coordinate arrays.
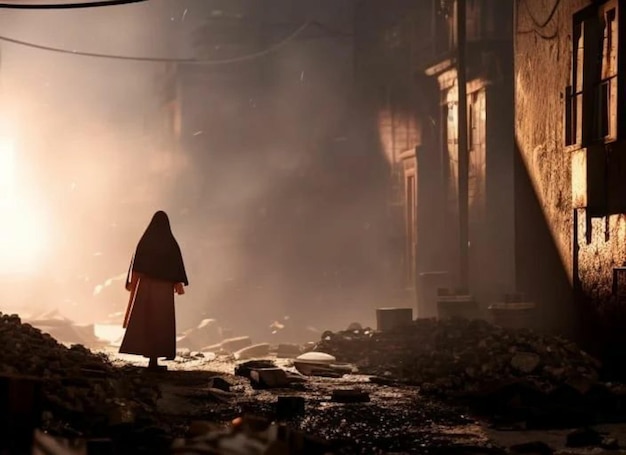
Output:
[[0, 139, 49, 275]]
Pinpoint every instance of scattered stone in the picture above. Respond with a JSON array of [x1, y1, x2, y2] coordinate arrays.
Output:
[[206, 388, 235, 403], [276, 396, 305, 420], [235, 360, 277, 379], [0, 313, 160, 441], [221, 336, 253, 353], [207, 376, 232, 392], [295, 352, 336, 363], [331, 388, 370, 403], [511, 352, 541, 374], [509, 441, 554, 454], [346, 322, 363, 331], [173, 416, 331, 455], [601, 437, 620, 450], [188, 421, 220, 438], [369, 376, 398, 386], [177, 319, 222, 351], [249, 368, 290, 389], [565, 428, 603, 448], [233, 343, 270, 360]]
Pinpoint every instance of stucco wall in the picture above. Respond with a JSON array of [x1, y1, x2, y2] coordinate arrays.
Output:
[[514, 0, 626, 342]]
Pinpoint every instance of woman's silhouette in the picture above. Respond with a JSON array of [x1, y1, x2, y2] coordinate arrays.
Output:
[[119, 211, 188, 370]]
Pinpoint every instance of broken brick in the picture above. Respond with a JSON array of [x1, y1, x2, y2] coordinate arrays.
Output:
[[250, 368, 290, 389]]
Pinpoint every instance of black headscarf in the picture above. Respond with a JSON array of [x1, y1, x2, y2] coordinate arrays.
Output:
[[125, 211, 189, 287]]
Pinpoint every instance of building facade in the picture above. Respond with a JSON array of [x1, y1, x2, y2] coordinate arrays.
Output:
[[354, 0, 515, 317], [158, 0, 397, 336], [515, 0, 626, 362]]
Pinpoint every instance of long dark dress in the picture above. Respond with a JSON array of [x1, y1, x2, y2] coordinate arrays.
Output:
[[119, 211, 188, 359], [119, 273, 177, 359]]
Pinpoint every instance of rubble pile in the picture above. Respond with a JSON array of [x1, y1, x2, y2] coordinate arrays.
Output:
[[172, 416, 331, 455], [314, 318, 614, 417], [0, 313, 159, 437]]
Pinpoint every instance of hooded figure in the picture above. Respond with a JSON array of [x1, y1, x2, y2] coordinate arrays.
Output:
[[119, 211, 188, 370]]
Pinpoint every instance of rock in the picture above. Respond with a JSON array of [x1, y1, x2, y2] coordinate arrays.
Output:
[[206, 388, 235, 403], [235, 360, 277, 379], [249, 368, 289, 389], [296, 352, 336, 363], [509, 441, 554, 454], [369, 376, 397, 386], [220, 336, 252, 353], [331, 388, 370, 403], [311, 317, 608, 425], [566, 428, 603, 448], [566, 374, 595, 395], [510, 352, 541, 374], [233, 343, 270, 360], [207, 376, 232, 392], [293, 361, 345, 377], [108, 404, 135, 427], [276, 396, 305, 420], [601, 437, 620, 450], [188, 421, 221, 438], [178, 319, 221, 350], [346, 322, 363, 331]]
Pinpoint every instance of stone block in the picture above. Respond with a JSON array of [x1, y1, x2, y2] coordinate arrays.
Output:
[[250, 368, 289, 389]]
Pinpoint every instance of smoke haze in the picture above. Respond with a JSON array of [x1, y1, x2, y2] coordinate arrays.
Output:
[[0, 0, 394, 344]]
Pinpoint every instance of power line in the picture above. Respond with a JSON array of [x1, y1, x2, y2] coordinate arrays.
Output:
[[0, 21, 310, 64], [517, 0, 560, 41], [0, 0, 147, 9], [522, 0, 560, 29]]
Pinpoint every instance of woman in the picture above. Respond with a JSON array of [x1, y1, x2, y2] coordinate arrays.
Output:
[[120, 210, 188, 370]]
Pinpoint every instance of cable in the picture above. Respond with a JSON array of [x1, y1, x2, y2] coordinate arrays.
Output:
[[516, 27, 558, 40], [522, 0, 560, 29], [0, 21, 310, 64], [517, 0, 560, 41], [0, 0, 147, 9]]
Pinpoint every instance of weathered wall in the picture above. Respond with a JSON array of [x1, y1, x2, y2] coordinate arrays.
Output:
[[514, 0, 624, 343], [354, 0, 441, 296]]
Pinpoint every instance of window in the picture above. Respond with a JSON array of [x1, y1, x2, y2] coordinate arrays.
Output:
[[566, 1, 618, 147]]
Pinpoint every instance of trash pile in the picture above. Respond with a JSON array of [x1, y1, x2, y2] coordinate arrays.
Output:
[[0, 313, 160, 439], [314, 318, 625, 425]]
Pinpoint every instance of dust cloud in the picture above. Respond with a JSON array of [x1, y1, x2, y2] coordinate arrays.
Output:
[[0, 0, 394, 344]]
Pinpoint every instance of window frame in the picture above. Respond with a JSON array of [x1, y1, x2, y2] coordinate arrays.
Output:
[[566, 0, 619, 148]]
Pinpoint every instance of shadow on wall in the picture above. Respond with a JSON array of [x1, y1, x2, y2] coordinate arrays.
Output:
[[515, 136, 626, 378], [513, 139, 581, 341]]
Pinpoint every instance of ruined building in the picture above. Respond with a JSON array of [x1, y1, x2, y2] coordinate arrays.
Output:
[[356, 0, 626, 367], [516, 0, 626, 367], [158, 0, 392, 336], [354, 0, 515, 317]]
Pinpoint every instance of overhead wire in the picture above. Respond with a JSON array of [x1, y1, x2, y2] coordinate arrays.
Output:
[[0, 0, 147, 9], [522, 0, 561, 29], [517, 0, 560, 41], [0, 21, 312, 64]]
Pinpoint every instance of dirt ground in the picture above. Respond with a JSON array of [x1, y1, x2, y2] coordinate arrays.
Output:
[[104, 351, 626, 454]]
